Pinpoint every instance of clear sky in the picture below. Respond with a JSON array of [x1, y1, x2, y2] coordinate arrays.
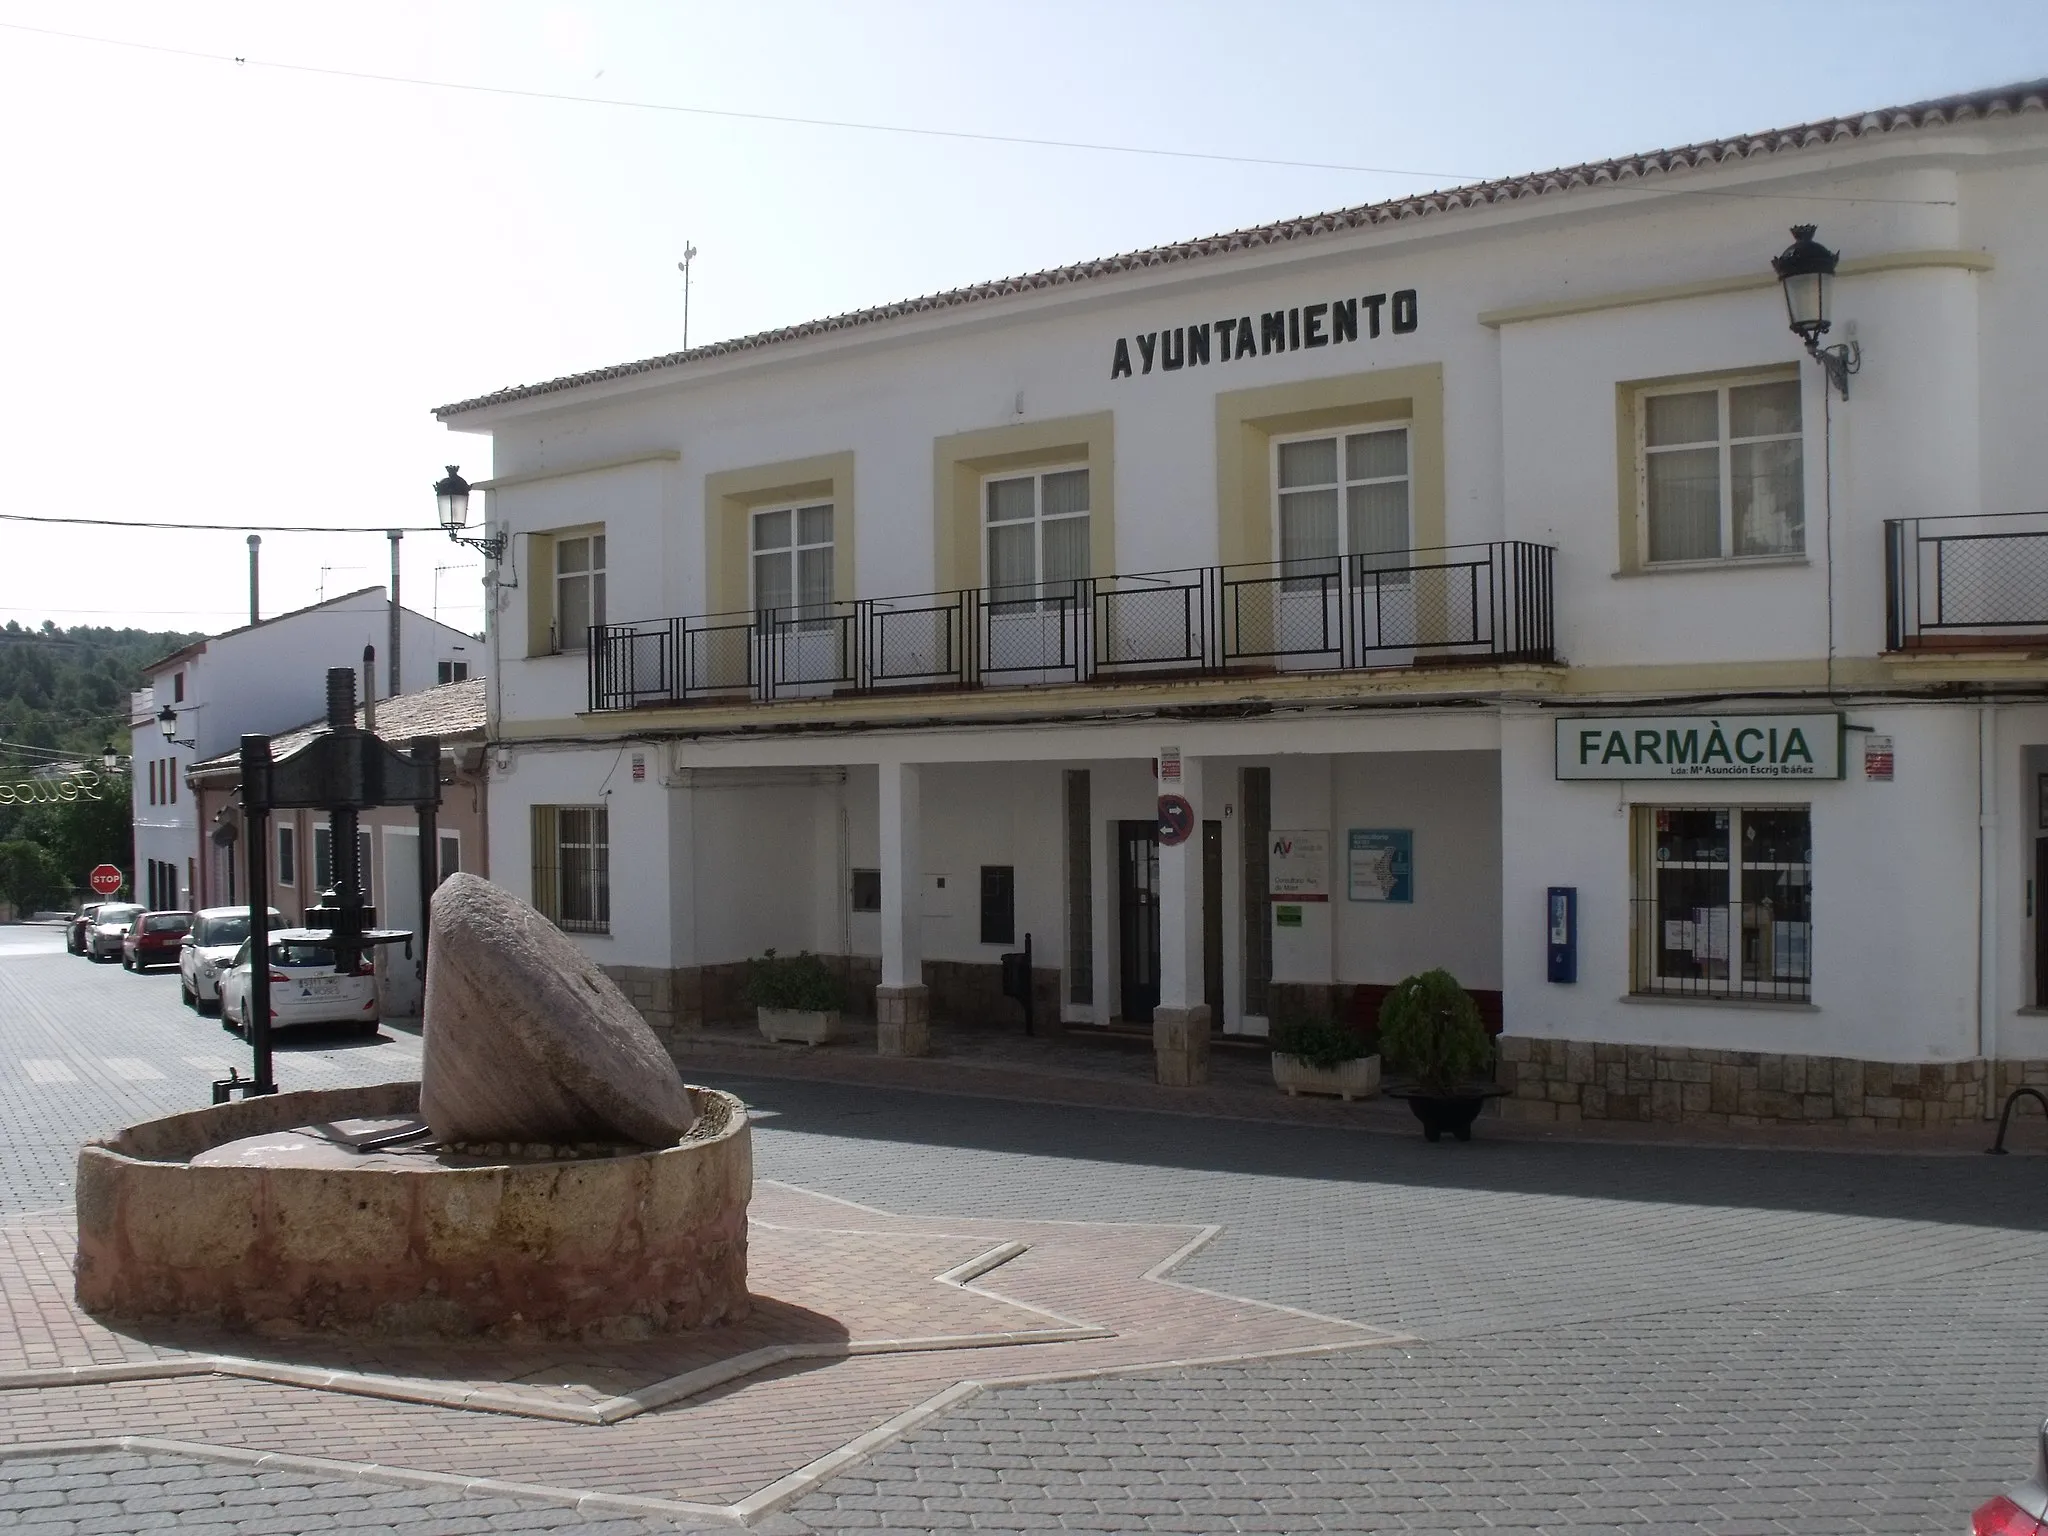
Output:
[[1, 0, 2043, 640]]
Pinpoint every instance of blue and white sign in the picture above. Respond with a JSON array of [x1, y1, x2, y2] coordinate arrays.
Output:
[[1347, 828, 1413, 903]]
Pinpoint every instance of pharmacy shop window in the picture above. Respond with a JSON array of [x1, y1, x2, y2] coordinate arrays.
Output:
[[1636, 373, 1803, 566], [1631, 805, 1811, 1002]]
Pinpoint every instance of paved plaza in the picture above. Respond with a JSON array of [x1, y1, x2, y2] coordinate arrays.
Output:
[[3, 925, 2048, 1532]]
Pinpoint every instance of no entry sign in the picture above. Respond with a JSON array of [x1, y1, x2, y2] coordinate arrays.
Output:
[[88, 864, 123, 897]]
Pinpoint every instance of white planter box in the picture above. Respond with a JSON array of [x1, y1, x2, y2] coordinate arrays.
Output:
[[758, 1008, 841, 1045], [1272, 1052, 1381, 1101]]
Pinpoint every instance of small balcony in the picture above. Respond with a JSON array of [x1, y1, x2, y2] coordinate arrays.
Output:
[[588, 541, 1555, 713], [1885, 512, 2048, 652]]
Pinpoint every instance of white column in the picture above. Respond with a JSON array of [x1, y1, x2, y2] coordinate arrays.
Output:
[[1152, 750, 1210, 1086], [876, 760, 929, 1055]]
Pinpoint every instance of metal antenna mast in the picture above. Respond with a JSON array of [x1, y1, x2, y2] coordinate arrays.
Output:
[[677, 242, 698, 348]]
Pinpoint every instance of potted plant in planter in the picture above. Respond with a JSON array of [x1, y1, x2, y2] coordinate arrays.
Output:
[[1270, 1015, 1380, 1101], [744, 948, 846, 1045], [1377, 968, 1500, 1141]]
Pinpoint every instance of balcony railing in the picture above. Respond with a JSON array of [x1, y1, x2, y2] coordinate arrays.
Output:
[[589, 540, 1555, 712], [1885, 512, 2048, 651]]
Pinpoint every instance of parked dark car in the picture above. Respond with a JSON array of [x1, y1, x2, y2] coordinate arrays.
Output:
[[66, 902, 106, 955], [85, 903, 145, 962], [122, 911, 192, 972], [1974, 1419, 2048, 1532]]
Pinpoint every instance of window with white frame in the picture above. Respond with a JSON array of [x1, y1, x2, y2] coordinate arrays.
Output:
[[276, 825, 295, 887], [313, 825, 332, 892], [1274, 426, 1411, 585], [532, 805, 609, 934], [554, 533, 606, 651], [438, 832, 460, 885], [1631, 805, 1811, 1002], [985, 468, 1089, 603], [1640, 374, 1803, 564], [751, 503, 833, 617], [437, 660, 470, 684]]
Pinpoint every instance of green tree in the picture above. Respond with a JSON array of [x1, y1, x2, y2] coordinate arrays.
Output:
[[0, 839, 61, 913]]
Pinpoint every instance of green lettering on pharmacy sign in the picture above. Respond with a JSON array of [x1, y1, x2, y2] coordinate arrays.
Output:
[[1553, 713, 1843, 781]]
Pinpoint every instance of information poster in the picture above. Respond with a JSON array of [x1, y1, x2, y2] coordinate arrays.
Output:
[[1347, 829, 1413, 903], [1268, 829, 1330, 902]]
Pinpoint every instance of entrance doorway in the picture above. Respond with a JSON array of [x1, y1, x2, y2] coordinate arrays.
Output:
[[1117, 821, 1158, 1022], [2036, 838, 2048, 1008], [1115, 819, 1225, 1026]]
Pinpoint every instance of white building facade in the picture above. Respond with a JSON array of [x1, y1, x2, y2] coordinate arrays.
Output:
[[439, 81, 2048, 1129], [132, 588, 481, 912]]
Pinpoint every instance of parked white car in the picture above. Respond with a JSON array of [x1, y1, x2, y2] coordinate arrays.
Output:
[[218, 930, 380, 1036], [85, 903, 145, 962], [179, 907, 283, 1013]]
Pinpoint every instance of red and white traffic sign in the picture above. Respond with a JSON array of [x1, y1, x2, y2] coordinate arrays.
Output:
[[88, 864, 123, 897]]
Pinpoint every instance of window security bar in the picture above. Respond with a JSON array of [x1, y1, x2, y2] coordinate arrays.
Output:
[[588, 541, 1555, 712], [1885, 511, 2048, 652]]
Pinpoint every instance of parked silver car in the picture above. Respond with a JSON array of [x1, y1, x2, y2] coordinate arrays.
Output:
[[84, 903, 145, 962]]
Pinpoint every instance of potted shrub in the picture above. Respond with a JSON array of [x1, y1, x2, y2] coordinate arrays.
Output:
[[744, 948, 846, 1045], [1269, 1015, 1380, 1101], [1377, 968, 1500, 1141]]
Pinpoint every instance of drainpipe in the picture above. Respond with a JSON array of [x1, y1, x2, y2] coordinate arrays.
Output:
[[1980, 700, 1999, 1117], [246, 535, 261, 625], [388, 530, 403, 698]]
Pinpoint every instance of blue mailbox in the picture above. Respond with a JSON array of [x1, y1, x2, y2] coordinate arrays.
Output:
[[1546, 887, 1578, 983]]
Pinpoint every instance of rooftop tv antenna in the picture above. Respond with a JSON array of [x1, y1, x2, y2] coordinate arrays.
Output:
[[678, 242, 698, 349]]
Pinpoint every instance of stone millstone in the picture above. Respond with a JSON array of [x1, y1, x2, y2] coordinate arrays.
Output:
[[420, 873, 695, 1147]]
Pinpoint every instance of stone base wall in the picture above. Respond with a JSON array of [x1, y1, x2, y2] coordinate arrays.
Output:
[[1498, 1037, 2021, 1128], [76, 1082, 753, 1339], [926, 960, 1061, 1035]]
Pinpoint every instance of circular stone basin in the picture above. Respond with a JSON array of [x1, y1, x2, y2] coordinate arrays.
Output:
[[75, 1080, 751, 1340]]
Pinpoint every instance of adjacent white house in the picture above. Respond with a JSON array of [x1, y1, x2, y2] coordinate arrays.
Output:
[[132, 587, 480, 912], [436, 79, 2048, 1128]]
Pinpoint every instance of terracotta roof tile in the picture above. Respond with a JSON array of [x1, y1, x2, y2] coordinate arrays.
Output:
[[189, 677, 487, 777], [433, 79, 2046, 419]]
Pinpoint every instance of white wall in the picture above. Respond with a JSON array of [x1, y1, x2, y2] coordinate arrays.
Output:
[[1501, 703, 1982, 1063]]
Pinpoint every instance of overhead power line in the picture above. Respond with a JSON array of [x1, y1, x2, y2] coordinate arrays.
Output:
[[0, 19, 1477, 180], [0, 19, 1959, 207], [0, 512, 444, 533]]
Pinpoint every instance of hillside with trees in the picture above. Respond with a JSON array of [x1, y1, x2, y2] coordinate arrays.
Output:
[[0, 621, 202, 911]]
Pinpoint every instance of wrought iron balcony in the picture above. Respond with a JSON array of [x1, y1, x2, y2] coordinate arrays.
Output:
[[1885, 512, 2048, 651], [588, 541, 1555, 712]]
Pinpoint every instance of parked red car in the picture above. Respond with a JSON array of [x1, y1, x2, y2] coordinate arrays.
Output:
[[121, 911, 192, 972], [1975, 1420, 2048, 1532]]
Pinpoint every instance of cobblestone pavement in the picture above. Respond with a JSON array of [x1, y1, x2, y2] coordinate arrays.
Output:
[[6, 929, 2048, 1532]]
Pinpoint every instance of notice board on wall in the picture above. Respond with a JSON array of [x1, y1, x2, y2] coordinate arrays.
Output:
[[1347, 828, 1413, 903], [1268, 829, 1329, 902]]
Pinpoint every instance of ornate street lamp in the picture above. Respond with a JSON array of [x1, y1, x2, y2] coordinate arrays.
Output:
[[434, 466, 506, 561], [1772, 225, 1860, 398], [100, 744, 120, 774], [157, 704, 196, 749]]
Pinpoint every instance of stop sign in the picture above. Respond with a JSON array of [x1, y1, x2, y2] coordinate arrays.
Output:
[[88, 864, 123, 898]]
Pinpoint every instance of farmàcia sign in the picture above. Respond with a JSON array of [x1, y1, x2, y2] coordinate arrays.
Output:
[[1554, 714, 1844, 780]]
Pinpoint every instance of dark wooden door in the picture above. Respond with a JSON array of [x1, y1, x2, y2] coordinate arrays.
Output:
[[1117, 820, 1160, 1023], [2036, 839, 2048, 1007], [1202, 820, 1223, 1018]]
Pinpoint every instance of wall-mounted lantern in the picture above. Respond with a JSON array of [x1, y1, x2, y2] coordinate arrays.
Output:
[[434, 466, 507, 562], [1772, 224, 1861, 399]]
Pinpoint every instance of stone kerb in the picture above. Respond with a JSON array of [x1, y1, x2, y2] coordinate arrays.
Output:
[[75, 1081, 751, 1340]]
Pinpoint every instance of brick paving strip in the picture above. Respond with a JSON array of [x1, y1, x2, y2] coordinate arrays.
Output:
[[0, 1179, 1405, 1524]]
